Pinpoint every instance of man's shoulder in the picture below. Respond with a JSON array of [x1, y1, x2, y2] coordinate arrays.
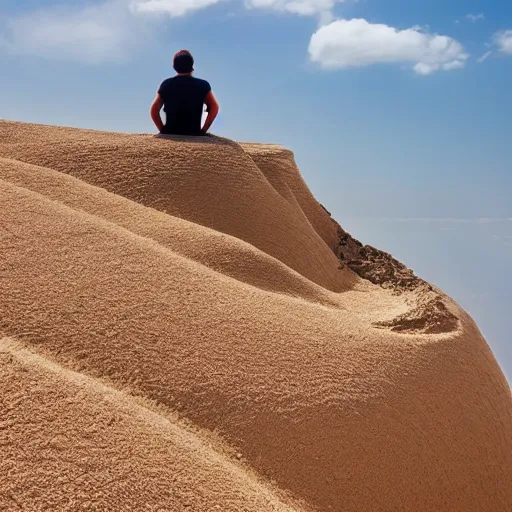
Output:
[[192, 77, 211, 89], [163, 76, 182, 85], [158, 77, 175, 91], [159, 75, 211, 93]]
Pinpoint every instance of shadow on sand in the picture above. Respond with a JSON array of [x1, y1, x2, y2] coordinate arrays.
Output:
[[153, 133, 235, 146]]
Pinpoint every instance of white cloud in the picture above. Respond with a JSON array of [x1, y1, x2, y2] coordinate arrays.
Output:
[[441, 59, 465, 70], [245, 0, 342, 19], [1, 1, 470, 72], [413, 62, 438, 75], [466, 13, 485, 23], [1, 0, 345, 64], [493, 30, 512, 54], [309, 19, 469, 75], [477, 51, 492, 63], [132, 0, 224, 17], [0, 0, 222, 63], [2, 1, 149, 64]]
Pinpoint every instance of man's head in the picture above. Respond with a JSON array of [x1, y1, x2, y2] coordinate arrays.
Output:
[[173, 50, 194, 74]]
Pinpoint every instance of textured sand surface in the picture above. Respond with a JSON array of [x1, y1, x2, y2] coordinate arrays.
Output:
[[0, 338, 305, 512], [1, 120, 511, 511]]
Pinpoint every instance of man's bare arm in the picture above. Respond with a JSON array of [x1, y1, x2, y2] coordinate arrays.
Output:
[[150, 94, 165, 133], [202, 91, 220, 134]]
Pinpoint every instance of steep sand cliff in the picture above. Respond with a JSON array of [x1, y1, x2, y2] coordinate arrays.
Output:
[[1, 120, 511, 512]]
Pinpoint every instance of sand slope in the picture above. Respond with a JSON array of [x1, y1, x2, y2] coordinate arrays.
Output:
[[1, 120, 511, 512], [0, 337, 305, 512]]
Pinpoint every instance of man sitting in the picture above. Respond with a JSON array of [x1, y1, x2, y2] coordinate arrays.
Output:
[[150, 50, 220, 136]]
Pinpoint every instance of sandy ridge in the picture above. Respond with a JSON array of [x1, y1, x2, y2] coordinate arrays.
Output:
[[0, 156, 340, 308], [1, 120, 511, 512]]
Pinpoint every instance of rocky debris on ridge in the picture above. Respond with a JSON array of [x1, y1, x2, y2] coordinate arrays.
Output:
[[374, 297, 460, 334], [319, 204, 459, 334], [319, 205, 427, 292]]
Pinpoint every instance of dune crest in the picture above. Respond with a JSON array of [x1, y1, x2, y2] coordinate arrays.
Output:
[[1, 120, 511, 512]]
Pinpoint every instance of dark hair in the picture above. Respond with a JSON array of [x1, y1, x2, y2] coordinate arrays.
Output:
[[173, 50, 194, 74]]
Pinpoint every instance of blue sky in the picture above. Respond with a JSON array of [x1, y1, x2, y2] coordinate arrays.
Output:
[[1, 0, 511, 381]]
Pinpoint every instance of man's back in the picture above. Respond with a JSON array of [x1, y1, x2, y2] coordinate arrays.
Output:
[[158, 75, 211, 136], [150, 50, 219, 136]]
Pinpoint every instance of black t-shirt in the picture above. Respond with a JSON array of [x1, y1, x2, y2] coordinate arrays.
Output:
[[158, 76, 211, 135]]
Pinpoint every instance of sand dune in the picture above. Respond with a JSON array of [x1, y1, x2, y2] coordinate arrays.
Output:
[[0, 157, 339, 307], [0, 121, 353, 292], [1, 120, 511, 511], [1, 337, 305, 512]]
